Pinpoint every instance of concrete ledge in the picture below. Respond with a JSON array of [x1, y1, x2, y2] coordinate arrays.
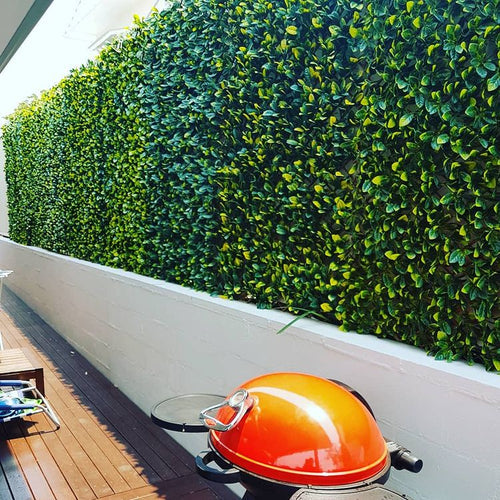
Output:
[[1, 237, 499, 500]]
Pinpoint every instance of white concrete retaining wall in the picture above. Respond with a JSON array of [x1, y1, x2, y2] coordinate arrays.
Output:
[[0, 237, 499, 500]]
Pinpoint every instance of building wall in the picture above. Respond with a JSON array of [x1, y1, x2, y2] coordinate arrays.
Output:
[[1, 237, 499, 500]]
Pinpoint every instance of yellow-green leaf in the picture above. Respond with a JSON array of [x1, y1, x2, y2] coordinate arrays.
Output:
[[427, 44, 438, 57], [320, 303, 333, 312], [286, 26, 298, 35], [311, 17, 322, 28], [385, 251, 401, 260]]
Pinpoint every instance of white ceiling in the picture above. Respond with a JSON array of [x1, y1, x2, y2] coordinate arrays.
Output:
[[0, 0, 35, 54], [0, 0, 52, 74], [62, 0, 160, 43]]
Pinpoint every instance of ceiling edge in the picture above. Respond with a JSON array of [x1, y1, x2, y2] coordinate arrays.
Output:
[[0, 0, 54, 75]]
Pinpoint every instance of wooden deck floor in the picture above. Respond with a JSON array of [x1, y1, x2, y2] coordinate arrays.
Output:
[[0, 287, 239, 500]]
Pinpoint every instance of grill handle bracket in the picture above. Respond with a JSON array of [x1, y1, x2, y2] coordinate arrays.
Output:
[[195, 450, 241, 484], [199, 389, 253, 431]]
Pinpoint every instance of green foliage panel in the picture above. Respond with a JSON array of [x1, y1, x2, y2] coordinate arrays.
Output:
[[2, 0, 499, 370]]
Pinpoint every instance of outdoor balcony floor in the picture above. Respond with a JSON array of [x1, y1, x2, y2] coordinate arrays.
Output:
[[0, 287, 238, 500]]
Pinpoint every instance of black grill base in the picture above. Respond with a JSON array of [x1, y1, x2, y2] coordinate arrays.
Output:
[[239, 471, 298, 499]]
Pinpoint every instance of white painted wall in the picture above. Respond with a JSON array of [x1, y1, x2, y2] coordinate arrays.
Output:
[[0, 237, 499, 500]]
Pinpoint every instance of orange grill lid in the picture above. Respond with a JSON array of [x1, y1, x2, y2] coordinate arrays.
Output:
[[207, 373, 389, 486]]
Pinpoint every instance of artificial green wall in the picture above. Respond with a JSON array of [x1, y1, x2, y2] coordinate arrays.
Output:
[[2, 0, 499, 369]]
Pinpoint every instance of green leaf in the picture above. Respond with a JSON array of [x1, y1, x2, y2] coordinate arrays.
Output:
[[286, 26, 298, 35], [476, 67, 487, 78], [399, 114, 414, 127], [487, 73, 500, 92], [475, 302, 486, 322], [437, 134, 449, 145], [276, 308, 327, 334], [465, 106, 476, 117], [419, 131, 433, 141], [449, 249, 465, 265], [441, 321, 451, 335]]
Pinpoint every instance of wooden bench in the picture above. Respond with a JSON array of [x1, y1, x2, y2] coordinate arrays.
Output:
[[0, 348, 44, 395]]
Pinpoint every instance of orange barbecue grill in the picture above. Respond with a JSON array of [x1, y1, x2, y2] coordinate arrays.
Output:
[[151, 372, 422, 499]]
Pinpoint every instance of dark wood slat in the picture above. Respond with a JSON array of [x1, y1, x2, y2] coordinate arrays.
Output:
[[181, 489, 222, 499], [0, 472, 14, 500], [0, 440, 20, 500], [100, 474, 221, 499]]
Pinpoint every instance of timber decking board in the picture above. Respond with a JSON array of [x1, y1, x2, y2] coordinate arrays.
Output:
[[0, 437, 32, 500], [3, 300, 186, 481], [0, 287, 239, 500]]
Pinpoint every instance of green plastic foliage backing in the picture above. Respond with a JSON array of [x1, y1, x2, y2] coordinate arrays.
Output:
[[2, 0, 499, 370]]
